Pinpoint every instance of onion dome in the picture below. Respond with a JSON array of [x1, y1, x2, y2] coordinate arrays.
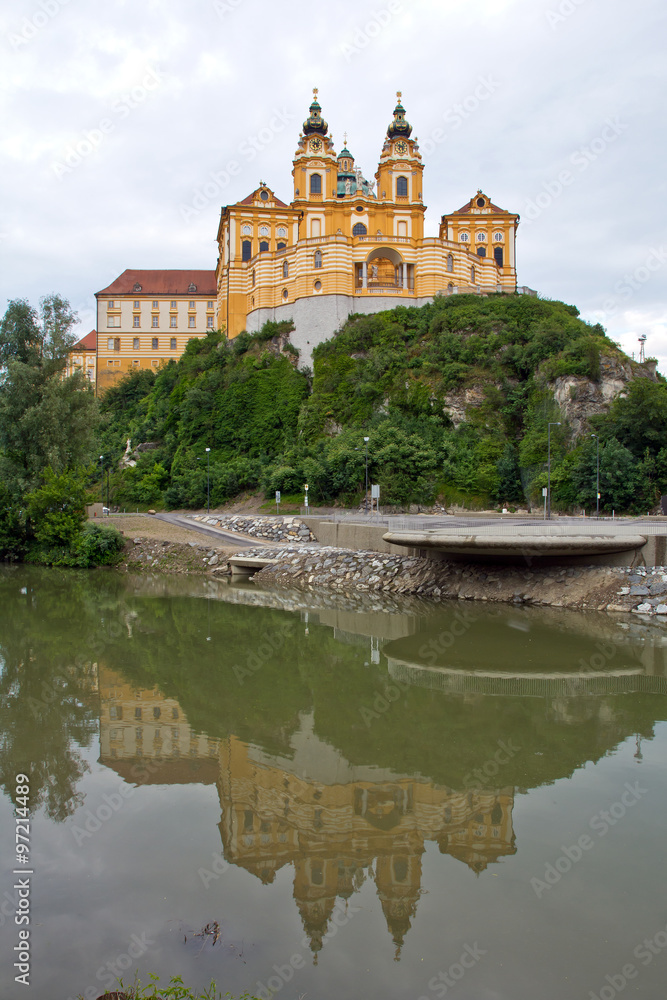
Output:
[[303, 88, 328, 136], [387, 91, 412, 139]]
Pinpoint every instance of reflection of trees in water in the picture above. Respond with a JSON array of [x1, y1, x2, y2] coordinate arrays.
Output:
[[0, 568, 125, 821]]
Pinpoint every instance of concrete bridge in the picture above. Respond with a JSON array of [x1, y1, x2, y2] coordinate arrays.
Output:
[[303, 515, 667, 567]]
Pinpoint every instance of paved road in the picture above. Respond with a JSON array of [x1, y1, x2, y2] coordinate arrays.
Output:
[[153, 512, 258, 548]]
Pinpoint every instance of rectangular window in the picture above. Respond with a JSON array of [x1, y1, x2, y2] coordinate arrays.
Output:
[[207, 301, 213, 308], [170, 316, 177, 328], [170, 338, 177, 350], [152, 316, 158, 328], [133, 316, 140, 328], [151, 359, 159, 367], [109, 706, 122, 720], [133, 337, 140, 350], [107, 316, 120, 328], [188, 316, 195, 329], [152, 300, 158, 308], [170, 300, 177, 309], [189, 300, 195, 309], [207, 316, 214, 328], [108, 300, 115, 308], [132, 359, 140, 366], [107, 337, 114, 350], [134, 707, 142, 720], [134, 300, 140, 309], [152, 338, 158, 349]]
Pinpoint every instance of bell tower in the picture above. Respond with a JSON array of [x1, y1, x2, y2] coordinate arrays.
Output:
[[292, 90, 337, 202], [376, 93, 425, 240]]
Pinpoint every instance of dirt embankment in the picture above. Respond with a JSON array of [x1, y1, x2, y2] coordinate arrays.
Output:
[[98, 514, 243, 574]]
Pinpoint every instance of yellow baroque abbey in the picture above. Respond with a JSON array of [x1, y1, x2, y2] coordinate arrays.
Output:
[[86, 91, 522, 391], [216, 91, 520, 365]]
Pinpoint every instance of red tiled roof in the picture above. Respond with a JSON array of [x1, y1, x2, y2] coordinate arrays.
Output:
[[96, 269, 217, 297], [238, 188, 289, 208], [72, 330, 96, 351]]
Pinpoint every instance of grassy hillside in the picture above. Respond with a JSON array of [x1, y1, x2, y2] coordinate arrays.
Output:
[[98, 295, 667, 513]]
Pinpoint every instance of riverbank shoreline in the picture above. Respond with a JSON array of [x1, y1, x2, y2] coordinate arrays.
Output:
[[110, 515, 667, 616]]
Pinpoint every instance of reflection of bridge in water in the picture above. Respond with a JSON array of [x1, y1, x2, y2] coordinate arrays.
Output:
[[387, 661, 667, 698]]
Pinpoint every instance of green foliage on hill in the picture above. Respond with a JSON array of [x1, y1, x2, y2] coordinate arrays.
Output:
[[98, 295, 666, 513]]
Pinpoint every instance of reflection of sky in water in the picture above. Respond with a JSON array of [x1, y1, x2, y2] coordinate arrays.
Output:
[[0, 567, 666, 1000]]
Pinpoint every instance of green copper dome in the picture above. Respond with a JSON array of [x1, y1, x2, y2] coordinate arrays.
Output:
[[303, 89, 328, 136], [387, 92, 412, 139]]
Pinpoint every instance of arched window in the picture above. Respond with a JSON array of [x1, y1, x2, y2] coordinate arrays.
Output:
[[494, 247, 504, 267], [282, 260, 289, 279], [471, 265, 476, 283], [310, 173, 322, 194], [314, 250, 322, 268], [242, 240, 252, 261], [251, 268, 256, 287], [459, 232, 469, 243], [446, 254, 454, 273], [259, 240, 269, 253], [276, 241, 286, 250], [477, 246, 486, 258], [396, 176, 408, 197], [352, 222, 367, 237]]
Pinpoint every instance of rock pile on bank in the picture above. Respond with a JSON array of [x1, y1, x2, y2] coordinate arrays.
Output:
[[242, 545, 667, 614], [190, 514, 315, 543], [122, 537, 222, 574]]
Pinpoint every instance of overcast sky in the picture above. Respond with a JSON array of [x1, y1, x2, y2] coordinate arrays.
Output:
[[1, 0, 665, 369]]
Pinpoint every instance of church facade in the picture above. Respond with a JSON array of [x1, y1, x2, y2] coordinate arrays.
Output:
[[216, 91, 520, 365]]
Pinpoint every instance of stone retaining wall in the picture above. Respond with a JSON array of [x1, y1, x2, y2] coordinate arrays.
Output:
[[191, 514, 315, 543], [243, 545, 667, 615]]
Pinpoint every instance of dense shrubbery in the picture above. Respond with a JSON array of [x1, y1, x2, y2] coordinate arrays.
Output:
[[0, 297, 125, 566], [95, 295, 666, 513]]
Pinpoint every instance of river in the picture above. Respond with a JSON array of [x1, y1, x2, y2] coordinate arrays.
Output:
[[1, 566, 666, 1000]]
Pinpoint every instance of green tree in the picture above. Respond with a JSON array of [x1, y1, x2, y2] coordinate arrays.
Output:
[[0, 297, 98, 490], [26, 466, 88, 550]]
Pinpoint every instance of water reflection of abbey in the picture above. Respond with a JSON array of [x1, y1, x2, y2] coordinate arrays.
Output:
[[98, 667, 515, 957]]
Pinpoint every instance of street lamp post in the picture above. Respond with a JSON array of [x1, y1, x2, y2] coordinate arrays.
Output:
[[547, 422, 561, 520], [363, 437, 370, 508], [99, 455, 106, 511], [591, 433, 600, 518], [205, 448, 211, 514]]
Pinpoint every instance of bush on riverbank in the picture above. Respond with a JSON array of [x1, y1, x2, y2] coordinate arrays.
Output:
[[0, 467, 125, 567]]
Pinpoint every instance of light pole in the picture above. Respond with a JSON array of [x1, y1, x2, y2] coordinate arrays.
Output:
[[591, 433, 600, 518], [547, 422, 561, 520], [205, 447, 211, 514], [363, 436, 370, 508]]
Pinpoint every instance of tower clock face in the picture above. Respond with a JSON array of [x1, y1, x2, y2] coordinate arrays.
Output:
[[309, 138, 323, 152], [395, 140, 408, 154]]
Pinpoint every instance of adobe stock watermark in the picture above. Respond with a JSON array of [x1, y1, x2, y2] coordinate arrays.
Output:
[[66, 931, 155, 1000], [546, 0, 588, 30], [198, 850, 229, 888], [341, 1, 403, 63], [588, 919, 667, 1000], [420, 77, 501, 158], [462, 738, 520, 789], [232, 621, 293, 685], [180, 109, 296, 223], [50, 66, 164, 181], [7, 0, 74, 51], [359, 676, 411, 728], [530, 780, 648, 898], [418, 942, 487, 999], [254, 898, 361, 999], [213, 0, 245, 17], [417, 606, 478, 665], [600, 246, 667, 319], [522, 117, 628, 226]]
